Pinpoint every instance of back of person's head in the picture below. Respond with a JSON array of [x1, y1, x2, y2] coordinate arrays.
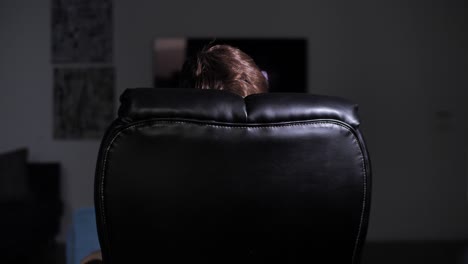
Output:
[[179, 44, 269, 97]]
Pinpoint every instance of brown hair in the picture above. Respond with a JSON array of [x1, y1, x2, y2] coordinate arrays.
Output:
[[179, 44, 268, 97]]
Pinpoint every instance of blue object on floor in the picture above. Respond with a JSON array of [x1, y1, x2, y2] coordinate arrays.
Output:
[[66, 207, 101, 264]]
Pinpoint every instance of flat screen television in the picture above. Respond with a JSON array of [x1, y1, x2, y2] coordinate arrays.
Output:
[[153, 38, 308, 93]]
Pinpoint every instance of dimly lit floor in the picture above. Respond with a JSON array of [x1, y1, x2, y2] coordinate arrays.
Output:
[[6, 242, 65, 264], [362, 242, 468, 264], [27, 241, 468, 264]]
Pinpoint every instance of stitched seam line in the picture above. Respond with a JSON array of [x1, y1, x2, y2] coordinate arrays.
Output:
[[350, 135, 367, 264], [100, 120, 367, 260], [119, 120, 340, 129]]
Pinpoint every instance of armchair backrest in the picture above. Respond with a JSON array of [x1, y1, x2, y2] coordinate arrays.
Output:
[[94, 88, 372, 264]]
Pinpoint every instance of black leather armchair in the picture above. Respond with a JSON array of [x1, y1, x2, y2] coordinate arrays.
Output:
[[94, 88, 372, 263]]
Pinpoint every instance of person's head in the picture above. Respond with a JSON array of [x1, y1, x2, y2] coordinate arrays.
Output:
[[179, 44, 269, 97]]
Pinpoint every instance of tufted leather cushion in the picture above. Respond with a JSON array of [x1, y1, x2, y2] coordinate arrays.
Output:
[[95, 88, 372, 264], [118, 88, 360, 126]]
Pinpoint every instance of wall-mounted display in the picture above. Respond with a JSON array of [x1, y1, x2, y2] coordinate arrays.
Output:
[[153, 38, 308, 93]]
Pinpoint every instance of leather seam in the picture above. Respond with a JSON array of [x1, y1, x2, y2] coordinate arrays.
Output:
[[350, 134, 367, 264], [100, 120, 367, 261], [119, 120, 344, 129]]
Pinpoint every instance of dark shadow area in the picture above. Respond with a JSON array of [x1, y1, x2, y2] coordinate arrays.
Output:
[[363, 241, 468, 264]]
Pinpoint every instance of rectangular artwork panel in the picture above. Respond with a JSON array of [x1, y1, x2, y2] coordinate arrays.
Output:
[[52, 0, 113, 63], [53, 67, 115, 139]]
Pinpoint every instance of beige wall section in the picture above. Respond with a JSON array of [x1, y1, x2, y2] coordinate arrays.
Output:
[[0, 0, 467, 242]]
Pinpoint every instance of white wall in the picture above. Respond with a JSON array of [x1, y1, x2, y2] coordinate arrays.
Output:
[[0, 0, 467, 242]]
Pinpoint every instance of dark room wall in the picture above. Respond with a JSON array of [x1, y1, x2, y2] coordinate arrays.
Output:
[[0, 0, 467, 241]]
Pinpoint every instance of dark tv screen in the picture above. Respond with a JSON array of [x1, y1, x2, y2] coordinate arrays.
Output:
[[153, 38, 307, 93]]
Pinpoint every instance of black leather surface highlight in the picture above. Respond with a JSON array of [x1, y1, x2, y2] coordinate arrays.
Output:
[[117, 88, 360, 128], [95, 88, 371, 264], [118, 88, 247, 123], [245, 93, 360, 127]]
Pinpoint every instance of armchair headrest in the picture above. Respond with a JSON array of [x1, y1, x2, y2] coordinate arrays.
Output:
[[118, 88, 360, 127]]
